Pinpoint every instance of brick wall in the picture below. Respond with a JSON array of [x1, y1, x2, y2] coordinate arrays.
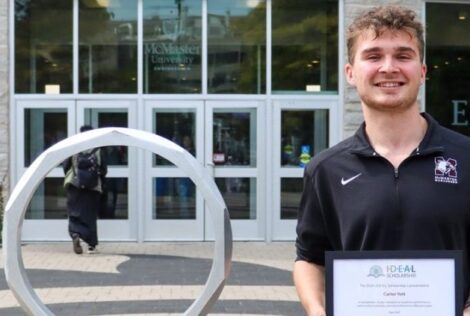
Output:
[[342, 0, 422, 139]]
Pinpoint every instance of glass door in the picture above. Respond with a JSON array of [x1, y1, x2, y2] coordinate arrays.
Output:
[[272, 99, 336, 240], [76, 100, 137, 240], [144, 100, 204, 240], [17, 100, 74, 240], [205, 101, 265, 240]]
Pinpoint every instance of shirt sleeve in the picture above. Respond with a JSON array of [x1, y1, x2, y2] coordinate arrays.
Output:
[[295, 167, 333, 266]]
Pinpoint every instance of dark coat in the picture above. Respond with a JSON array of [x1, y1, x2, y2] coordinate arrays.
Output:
[[62, 149, 107, 247]]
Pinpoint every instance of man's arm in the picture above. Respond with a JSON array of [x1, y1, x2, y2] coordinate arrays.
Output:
[[293, 260, 326, 316]]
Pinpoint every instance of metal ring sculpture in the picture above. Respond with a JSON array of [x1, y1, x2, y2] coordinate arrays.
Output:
[[3, 127, 232, 316]]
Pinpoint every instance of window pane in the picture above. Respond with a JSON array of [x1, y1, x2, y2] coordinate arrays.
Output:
[[153, 177, 196, 219], [143, 0, 202, 93], [84, 109, 128, 166], [213, 109, 256, 167], [15, 0, 73, 93], [153, 109, 196, 166], [79, 0, 137, 93], [26, 178, 67, 219], [207, 0, 266, 94], [281, 178, 302, 219], [24, 108, 68, 166], [101, 178, 128, 219], [272, 0, 338, 93], [281, 110, 329, 167], [215, 177, 256, 219], [426, 3, 470, 136]]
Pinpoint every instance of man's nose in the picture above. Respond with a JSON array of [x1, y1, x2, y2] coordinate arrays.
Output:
[[379, 57, 399, 73]]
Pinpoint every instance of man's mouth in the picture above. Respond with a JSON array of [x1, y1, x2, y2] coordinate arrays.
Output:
[[375, 82, 404, 88]]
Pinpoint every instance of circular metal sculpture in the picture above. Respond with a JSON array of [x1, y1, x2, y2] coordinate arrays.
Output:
[[3, 127, 232, 316]]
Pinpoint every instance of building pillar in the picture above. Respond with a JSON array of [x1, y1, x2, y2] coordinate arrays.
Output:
[[0, 0, 9, 197]]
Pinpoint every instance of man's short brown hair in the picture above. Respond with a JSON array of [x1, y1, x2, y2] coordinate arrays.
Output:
[[347, 6, 424, 64]]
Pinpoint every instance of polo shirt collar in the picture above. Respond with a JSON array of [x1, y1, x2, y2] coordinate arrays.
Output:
[[349, 112, 445, 157]]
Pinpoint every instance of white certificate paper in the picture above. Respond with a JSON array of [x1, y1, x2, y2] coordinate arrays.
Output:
[[326, 251, 462, 316]]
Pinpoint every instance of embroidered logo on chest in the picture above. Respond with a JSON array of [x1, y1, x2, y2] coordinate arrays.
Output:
[[434, 156, 458, 184]]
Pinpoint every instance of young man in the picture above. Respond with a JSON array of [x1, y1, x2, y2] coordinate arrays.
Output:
[[294, 6, 470, 315]]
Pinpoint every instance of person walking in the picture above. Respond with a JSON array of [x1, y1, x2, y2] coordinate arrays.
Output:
[[294, 5, 470, 315], [63, 125, 107, 254]]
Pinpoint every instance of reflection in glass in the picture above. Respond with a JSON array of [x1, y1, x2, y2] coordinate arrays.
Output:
[[426, 3, 470, 137], [281, 110, 328, 167], [24, 109, 67, 166], [100, 178, 128, 219], [272, 0, 338, 93], [207, 0, 266, 94], [153, 178, 196, 219], [281, 178, 303, 219], [26, 178, 67, 219], [154, 110, 196, 166], [84, 109, 128, 166], [213, 110, 256, 166], [79, 0, 137, 93], [15, 0, 73, 93], [215, 177, 256, 219], [25, 177, 128, 220], [143, 0, 202, 93]]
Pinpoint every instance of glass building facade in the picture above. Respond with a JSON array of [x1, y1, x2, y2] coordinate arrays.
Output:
[[6, 0, 470, 241]]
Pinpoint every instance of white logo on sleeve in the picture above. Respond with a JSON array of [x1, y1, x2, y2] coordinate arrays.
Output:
[[341, 173, 362, 186]]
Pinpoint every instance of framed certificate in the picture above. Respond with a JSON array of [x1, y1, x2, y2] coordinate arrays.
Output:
[[325, 250, 463, 316]]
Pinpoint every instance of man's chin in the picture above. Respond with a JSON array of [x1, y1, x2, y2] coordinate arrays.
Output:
[[362, 99, 415, 113]]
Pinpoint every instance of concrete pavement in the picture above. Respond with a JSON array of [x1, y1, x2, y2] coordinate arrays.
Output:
[[0, 242, 304, 315]]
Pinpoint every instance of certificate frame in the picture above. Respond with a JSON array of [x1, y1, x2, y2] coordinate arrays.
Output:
[[325, 250, 463, 316]]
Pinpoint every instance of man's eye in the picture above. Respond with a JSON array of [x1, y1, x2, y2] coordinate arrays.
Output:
[[366, 55, 380, 60], [398, 55, 411, 60]]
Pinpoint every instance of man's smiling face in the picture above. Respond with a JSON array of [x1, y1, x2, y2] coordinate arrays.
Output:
[[345, 29, 427, 113]]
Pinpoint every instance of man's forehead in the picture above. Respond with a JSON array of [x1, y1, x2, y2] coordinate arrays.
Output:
[[358, 28, 416, 43], [356, 29, 419, 51]]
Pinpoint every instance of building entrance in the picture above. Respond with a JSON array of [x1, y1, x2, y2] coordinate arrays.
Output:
[[15, 99, 266, 241]]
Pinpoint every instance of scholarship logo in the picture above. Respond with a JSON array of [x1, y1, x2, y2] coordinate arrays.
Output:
[[367, 265, 417, 278], [367, 265, 385, 278], [434, 156, 458, 184]]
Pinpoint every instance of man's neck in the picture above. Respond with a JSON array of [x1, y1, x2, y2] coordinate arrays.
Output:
[[363, 106, 428, 168]]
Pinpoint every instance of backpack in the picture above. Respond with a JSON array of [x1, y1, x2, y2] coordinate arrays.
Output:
[[75, 148, 100, 189]]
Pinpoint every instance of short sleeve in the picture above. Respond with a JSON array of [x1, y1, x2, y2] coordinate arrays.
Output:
[[295, 168, 333, 266]]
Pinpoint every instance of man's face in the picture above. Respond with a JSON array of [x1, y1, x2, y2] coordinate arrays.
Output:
[[345, 29, 427, 113]]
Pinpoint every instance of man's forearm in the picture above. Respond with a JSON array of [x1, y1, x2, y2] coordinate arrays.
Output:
[[293, 260, 326, 316]]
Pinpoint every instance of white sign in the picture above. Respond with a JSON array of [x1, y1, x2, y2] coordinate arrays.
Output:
[[326, 251, 462, 316]]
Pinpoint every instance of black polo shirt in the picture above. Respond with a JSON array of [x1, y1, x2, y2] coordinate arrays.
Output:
[[296, 113, 470, 298]]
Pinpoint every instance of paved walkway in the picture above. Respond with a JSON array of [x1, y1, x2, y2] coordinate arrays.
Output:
[[0, 242, 304, 315]]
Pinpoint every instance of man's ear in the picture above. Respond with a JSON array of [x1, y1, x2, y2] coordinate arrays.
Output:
[[420, 63, 427, 85], [345, 63, 356, 86]]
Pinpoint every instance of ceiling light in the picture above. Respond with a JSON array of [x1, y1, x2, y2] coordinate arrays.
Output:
[[82, 0, 112, 8], [246, 0, 261, 8], [459, 11, 467, 20]]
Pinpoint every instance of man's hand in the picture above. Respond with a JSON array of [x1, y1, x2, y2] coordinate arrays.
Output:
[[306, 308, 326, 316], [464, 305, 470, 316]]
